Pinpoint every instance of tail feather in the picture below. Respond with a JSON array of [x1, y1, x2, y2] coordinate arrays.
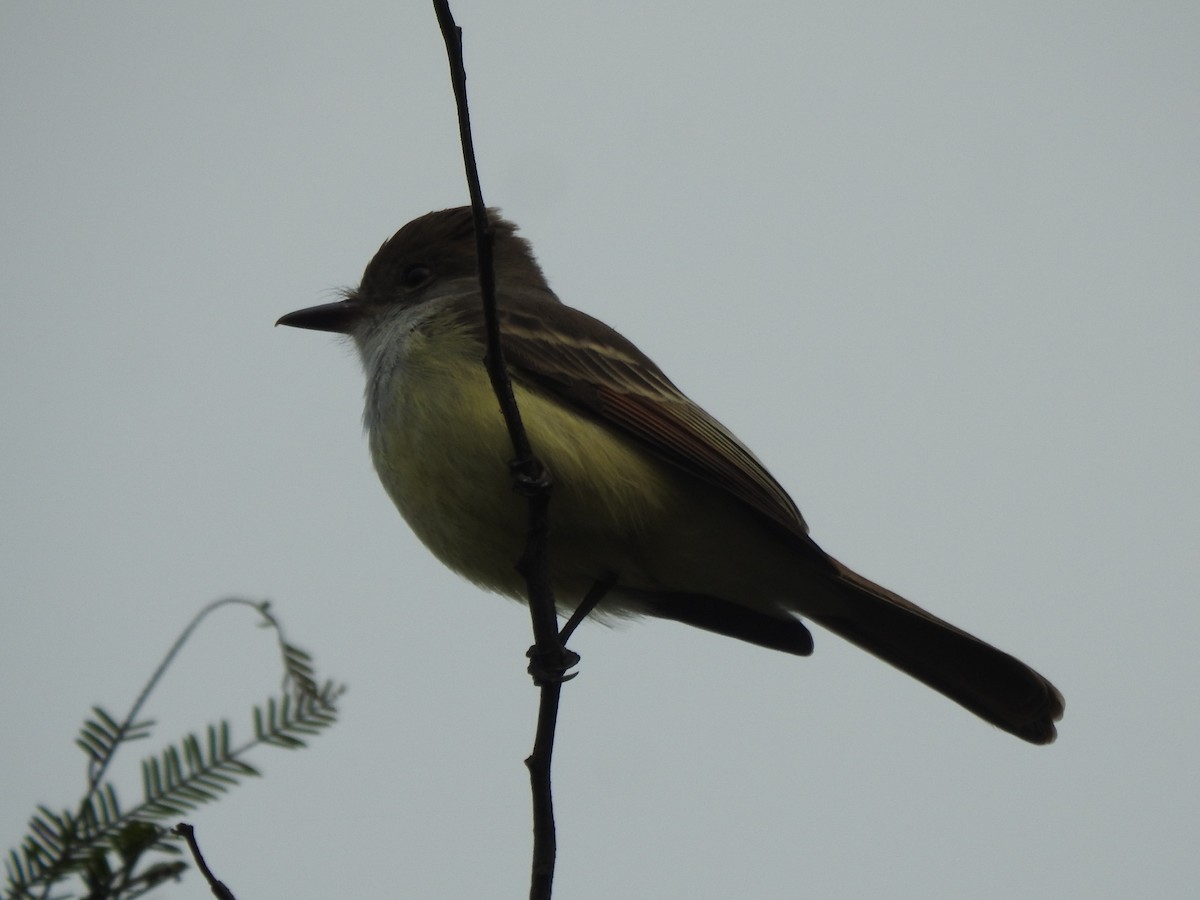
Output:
[[811, 562, 1064, 745]]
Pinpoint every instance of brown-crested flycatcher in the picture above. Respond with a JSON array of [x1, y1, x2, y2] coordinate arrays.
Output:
[[278, 207, 1064, 744]]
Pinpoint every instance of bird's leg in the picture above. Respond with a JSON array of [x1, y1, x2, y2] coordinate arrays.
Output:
[[524, 573, 616, 684], [559, 572, 616, 645]]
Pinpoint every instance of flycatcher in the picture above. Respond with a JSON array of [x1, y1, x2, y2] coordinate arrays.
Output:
[[278, 207, 1064, 744]]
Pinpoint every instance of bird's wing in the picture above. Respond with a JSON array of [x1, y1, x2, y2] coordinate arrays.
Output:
[[451, 293, 832, 571]]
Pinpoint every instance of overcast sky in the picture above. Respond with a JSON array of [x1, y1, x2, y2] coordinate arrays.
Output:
[[2, 3, 1197, 898]]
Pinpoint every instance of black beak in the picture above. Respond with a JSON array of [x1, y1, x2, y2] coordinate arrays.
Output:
[[276, 299, 363, 334]]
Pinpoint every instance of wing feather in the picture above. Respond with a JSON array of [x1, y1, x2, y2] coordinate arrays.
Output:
[[450, 293, 830, 568]]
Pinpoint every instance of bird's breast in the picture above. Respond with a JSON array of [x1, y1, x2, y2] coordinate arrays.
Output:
[[364, 329, 677, 603]]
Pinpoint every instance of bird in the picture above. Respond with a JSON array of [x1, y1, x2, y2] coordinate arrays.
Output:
[[277, 206, 1064, 744]]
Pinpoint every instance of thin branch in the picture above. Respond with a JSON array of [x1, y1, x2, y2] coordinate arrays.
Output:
[[431, 4, 571, 899], [525, 681, 561, 899], [171, 824, 236, 900], [430, 2, 560, 659]]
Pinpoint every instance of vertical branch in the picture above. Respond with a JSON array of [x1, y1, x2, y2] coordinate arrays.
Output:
[[431, 3, 571, 898]]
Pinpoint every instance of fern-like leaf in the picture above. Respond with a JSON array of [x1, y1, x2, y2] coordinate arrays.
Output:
[[75, 706, 154, 767], [4, 600, 343, 900], [130, 681, 340, 826], [282, 643, 320, 699]]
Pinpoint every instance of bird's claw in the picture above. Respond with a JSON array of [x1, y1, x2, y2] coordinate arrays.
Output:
[[526, 644, 580, 686]]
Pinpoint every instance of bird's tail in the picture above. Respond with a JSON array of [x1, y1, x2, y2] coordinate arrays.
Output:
[[809, 561, 1064, 744]]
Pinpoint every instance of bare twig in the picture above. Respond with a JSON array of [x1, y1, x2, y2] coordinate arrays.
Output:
[[431, 3, 572, 898], [172, 823, 236, 900]]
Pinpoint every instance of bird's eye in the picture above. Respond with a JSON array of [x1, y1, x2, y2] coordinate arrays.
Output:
[[401, 265, 432, 288]]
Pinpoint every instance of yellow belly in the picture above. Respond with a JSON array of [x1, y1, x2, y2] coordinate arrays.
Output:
[[367, 329, 674, 604], [366, 324, 808, 617]]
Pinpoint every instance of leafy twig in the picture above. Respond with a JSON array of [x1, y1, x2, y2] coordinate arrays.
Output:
[[4, 600, 342, 900]]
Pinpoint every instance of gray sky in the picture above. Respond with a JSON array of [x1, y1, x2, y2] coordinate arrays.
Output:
[[2, 2, 1197, 898]]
